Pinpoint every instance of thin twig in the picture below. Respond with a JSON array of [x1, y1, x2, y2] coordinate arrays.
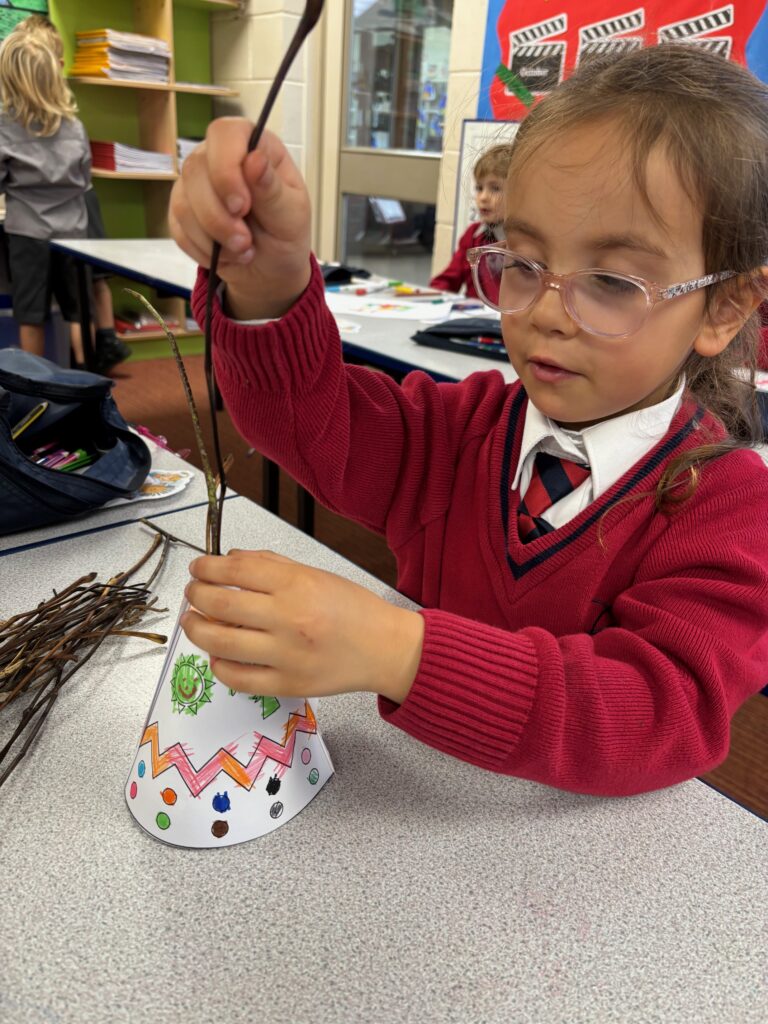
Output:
[[124, 289, 223, 555], [140, 518, 206, 554]]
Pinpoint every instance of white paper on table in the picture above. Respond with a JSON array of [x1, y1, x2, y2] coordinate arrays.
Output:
[[104, 468, 194, 506], [324, 290, 456, 322], [125, 599, 334, 848]]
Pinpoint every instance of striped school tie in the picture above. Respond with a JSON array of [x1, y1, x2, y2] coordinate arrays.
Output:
[[518, 451, 591, 543]]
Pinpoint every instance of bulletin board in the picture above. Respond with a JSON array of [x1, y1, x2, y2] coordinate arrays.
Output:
[[0, 1, 49, 40], [452, 118, 520, 249], [478, 1, 768, 121]]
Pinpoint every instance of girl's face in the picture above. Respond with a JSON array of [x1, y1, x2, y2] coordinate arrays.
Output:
[[501, 121, 720, 428], [474, 174, 506, 225]]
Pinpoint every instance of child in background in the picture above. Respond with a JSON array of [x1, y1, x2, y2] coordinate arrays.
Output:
[[0, 27, 89, 362], [12, 15, 130, 373], [429, 143, 511, 297], [169, 45, 768, 798]]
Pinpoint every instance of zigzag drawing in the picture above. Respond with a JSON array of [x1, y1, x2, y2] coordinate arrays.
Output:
[[139, 702, 317, 797]]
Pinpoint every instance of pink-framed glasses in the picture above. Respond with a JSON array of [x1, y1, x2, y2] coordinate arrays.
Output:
[[467, 245, 735, 339]]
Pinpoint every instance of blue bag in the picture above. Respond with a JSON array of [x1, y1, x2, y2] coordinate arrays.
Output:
[[0, 349, 150, 535]]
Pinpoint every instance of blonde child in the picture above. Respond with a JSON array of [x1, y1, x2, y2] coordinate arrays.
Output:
[[430, 143, 511, 297], [10, 15, 130, 373], [169, 45, 768, 797], [0, 26, 90, 363]]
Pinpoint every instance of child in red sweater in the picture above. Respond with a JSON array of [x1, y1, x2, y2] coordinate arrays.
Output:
[[169, 45, 768, 797], [429, 143, 511, 297]]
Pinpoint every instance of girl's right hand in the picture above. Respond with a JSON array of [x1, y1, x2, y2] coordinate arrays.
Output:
[[169, 118, 312, 320]]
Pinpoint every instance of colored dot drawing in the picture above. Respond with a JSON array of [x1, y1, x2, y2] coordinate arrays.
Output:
[[269, 801, 284, 819], [211, 820, 229, 839], [156, 812, 171, 830], [212, 791, 231, 813], [129, 781, 137, 799], [308, 769, 319, 785], [161, 788, 177, 805], [301, 747, 311, 765], [138, 760, 146, 778]]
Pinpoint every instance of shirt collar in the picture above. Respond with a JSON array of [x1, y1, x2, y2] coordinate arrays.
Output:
[[511, 381, 686, 499]]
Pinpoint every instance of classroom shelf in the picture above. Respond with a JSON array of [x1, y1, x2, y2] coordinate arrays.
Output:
[[53, 0, 233, 342], [70, 77, 238, 97], [91, 170, 178, 181]]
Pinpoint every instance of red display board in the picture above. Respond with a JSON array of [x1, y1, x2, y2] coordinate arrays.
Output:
[[478, 2, 768, 121]]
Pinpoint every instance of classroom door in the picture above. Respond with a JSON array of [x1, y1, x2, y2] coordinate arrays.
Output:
[[338, 0, 454, 284]]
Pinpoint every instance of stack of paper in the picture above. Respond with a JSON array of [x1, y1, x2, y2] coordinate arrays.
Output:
[[177, 137, 201, 167], [72, 29, 171, 84], [91, 141, 174, 175]]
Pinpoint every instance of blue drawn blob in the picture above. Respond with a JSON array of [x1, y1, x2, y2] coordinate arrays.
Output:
[[138, 760, 146, 778], [212, 791, 231, 813]]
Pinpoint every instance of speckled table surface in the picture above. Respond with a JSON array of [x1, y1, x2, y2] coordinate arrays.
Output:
[[0, 498, 765, 1024]]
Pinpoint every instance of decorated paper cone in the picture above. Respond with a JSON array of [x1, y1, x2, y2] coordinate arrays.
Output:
[[125, 599, 334, 848]]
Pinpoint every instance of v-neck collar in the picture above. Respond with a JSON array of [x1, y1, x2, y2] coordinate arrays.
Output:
[[498, 387, 703, 580]]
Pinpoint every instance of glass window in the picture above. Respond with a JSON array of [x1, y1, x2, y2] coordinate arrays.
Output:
[[347, 0, 453, 152], [341, 193, 436, 283]]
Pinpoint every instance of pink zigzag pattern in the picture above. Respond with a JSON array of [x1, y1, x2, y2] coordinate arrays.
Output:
[[139, 702, 317, 797]]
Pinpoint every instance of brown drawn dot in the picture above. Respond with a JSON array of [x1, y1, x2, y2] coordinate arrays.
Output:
[[211, 820, 229, 839], [161, 788, 177, 805]]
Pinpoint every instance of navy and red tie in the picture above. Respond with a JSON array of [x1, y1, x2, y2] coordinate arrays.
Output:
[[518, 451, 590, 543]]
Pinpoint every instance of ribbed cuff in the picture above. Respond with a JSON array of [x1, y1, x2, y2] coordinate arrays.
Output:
[[378, 608, 538, 773], [190, 256, 334, 393]]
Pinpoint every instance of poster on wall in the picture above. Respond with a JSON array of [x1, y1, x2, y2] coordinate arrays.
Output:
[[0, 2, 49, 41], [478, 1, 768, 121]]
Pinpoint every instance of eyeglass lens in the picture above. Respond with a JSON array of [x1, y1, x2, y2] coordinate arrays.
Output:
[[474, 251, 651, 337]]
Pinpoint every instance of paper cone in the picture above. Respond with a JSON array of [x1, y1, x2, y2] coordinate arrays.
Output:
[[125, 599, 334, 848]]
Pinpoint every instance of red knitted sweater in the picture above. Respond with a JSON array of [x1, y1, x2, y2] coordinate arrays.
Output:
[[429, 222, 495, 297], [193, 259, 768, 797]]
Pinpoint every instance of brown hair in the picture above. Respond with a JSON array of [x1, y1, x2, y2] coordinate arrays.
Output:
[[474, 143, 513, 182], [0, 28, 75, 137], [510, 44, 768, 511]]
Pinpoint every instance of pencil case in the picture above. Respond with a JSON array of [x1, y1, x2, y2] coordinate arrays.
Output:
[[411, 317, 508, 362], [0, 349, 151, 535]]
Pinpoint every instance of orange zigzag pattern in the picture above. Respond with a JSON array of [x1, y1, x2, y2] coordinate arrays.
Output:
[[139, 701, 317, 797]]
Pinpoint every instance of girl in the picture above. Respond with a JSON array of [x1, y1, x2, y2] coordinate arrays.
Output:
[[0, 27, 89, 363], [169, 44, 768, 798], [430, 143, 511, 297], [9, 14, 131, 374]]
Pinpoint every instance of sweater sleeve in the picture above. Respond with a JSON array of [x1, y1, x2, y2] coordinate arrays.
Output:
[[191, 256, 508, 540], [429, 224, 474, 294], [379, 469, 768, 796]]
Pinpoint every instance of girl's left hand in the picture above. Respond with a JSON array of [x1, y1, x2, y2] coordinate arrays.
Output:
[[182, 550, 424, 705]]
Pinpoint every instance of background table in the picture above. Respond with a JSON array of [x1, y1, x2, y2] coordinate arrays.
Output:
[[51, 238, 517, 535], [50, 237, 518, 383], [0, 495, 765, 1024]]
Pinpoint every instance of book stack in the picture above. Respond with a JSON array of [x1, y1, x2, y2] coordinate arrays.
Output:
[[177, 137, 202, 168], [90, 141, 174, 175], [71, 29, 171, 84]]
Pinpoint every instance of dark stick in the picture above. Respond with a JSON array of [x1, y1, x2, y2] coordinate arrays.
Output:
[[203, 0, 326, 555]]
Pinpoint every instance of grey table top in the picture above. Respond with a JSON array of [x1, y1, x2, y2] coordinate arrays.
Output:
[[0, 438, 225, 556], [51, 238, 519, 383], [0, 497, 765, 1024]]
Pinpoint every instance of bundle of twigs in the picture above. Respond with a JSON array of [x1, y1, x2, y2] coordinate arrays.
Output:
[[0, 531, 172, 789]]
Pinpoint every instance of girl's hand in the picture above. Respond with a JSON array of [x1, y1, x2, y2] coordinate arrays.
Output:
[[169, 119, 312, 320], [181, 550, 425, 705]]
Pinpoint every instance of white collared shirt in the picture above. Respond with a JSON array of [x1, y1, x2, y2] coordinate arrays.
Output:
[[511, 382, 685, 531]]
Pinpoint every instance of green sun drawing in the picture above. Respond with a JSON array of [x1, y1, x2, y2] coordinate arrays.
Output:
[[170, 653, 215, 715], [228, 690, 280, 718]]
